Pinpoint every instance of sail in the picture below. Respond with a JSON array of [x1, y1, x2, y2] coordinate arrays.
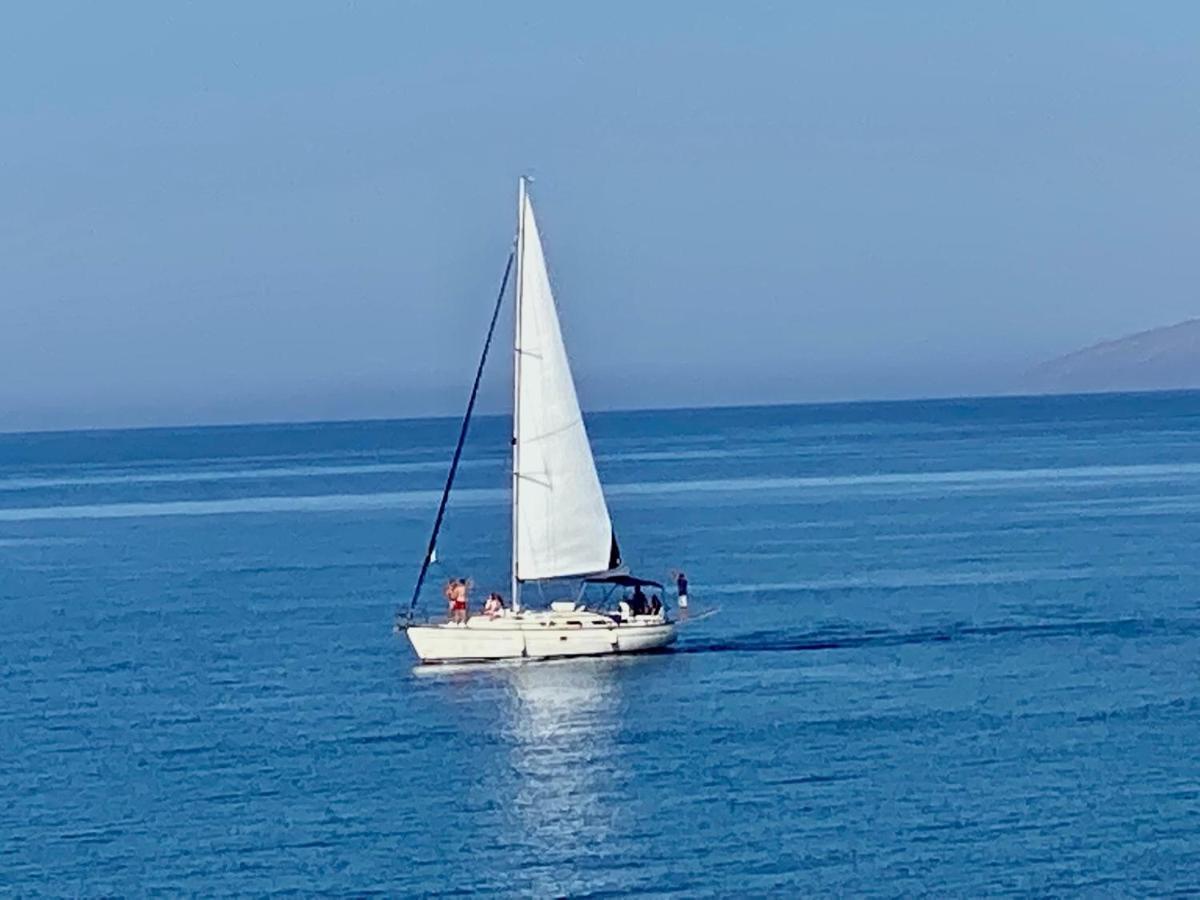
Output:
[[514, 192, 618, 582]]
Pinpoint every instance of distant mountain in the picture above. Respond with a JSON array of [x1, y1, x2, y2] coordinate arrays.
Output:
[[1027, 318, 1200, 394]]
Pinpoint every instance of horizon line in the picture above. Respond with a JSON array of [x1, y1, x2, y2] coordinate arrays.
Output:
[[3, 386, 1198, 439]]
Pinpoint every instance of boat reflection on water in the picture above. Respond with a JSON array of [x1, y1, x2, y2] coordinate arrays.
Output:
[[511, 661, 619, 813], [417, 656, 638, 894], [504, 659, 633, 894]]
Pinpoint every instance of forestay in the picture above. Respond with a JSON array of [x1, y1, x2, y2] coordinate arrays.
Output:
[[514, 193, 617, 581]]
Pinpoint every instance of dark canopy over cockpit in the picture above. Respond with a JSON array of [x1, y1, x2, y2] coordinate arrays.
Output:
[[584, 574, 664, 589]]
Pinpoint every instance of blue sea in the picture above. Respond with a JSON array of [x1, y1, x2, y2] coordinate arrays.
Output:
[[3, 392, 1200, 895]]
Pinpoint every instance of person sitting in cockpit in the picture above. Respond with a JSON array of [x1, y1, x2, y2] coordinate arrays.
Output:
[[631, 584, 648, 615]]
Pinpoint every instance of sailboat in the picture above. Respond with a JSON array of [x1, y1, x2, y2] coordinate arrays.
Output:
[[400, 178, 678, 663]]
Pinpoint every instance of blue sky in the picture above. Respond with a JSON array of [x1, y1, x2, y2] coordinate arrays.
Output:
[[2, 2, 1198, 430]]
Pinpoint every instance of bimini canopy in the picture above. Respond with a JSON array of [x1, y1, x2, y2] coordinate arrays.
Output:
[[584, 574, 664, 589]]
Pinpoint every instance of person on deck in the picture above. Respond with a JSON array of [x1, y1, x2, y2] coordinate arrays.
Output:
[[650, 594, 662, 616], [447, 578, 469, 624], [632, 584, 648, 615], [483, 592, 504, 617]]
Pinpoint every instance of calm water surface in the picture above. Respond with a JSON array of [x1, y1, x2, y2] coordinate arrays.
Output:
[[3, 393, 1200, 895]]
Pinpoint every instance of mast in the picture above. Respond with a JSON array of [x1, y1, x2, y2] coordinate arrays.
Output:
[[511, 177, 526, 613]]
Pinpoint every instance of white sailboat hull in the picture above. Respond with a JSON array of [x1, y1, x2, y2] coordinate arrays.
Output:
[[405, 612, 676, 664]]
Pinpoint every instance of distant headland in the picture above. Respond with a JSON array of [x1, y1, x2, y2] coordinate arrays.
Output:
[[1026, 318, 1200, 395]]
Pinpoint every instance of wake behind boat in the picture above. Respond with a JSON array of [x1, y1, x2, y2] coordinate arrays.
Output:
[[399, 178, 678, 663]]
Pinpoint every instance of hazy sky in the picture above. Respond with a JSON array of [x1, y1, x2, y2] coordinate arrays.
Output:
[[3, 2, 1198, 431]]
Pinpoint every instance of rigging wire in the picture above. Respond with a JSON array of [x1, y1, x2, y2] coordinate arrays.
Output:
[[399, 248, 515, 627]]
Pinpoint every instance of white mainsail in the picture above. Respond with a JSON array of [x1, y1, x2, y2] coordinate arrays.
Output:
[[513, 187, 616, 583]]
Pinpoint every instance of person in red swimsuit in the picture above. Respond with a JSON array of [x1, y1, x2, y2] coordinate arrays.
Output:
[[444, 578, 469, 624], [451, 579, 469, 624]]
